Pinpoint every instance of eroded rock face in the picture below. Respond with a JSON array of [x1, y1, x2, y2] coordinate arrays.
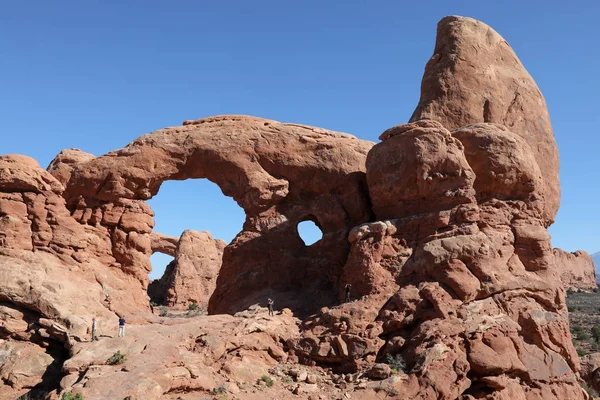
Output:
[[292, 120, 581, 399], [61, 115, 374, 315], [149, 230, 226, 308], [555, 249, 597, 290], [410, 16, 560, 225], [367, 120, 476, 220], [149, 232, 178, 257], [47, 148, 95, 187], [0, 14, 582, 400], [580, 353, 600, 394]]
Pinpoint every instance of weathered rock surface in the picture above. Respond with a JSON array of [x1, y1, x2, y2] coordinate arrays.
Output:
[[59, 310, 300, 400], [580, 353, 600, 394], [555, 249, 597, 291], [47, 148, 95, 187], [410, 15, 560, 225], [367, 119, 476, 220], [60, 115, 374, 315], [0, 14, 584, 400], [293, 119, 582, 399], [149, 230, 226, 307], [149, 231, 178, 257]]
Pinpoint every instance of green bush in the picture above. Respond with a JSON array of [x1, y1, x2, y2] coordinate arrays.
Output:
[[572, 324, 585, 336], [210, 385, 227, 395], [577, 348, 588, 357], [188, 301, 199, 311], [592, 325, 600, 344], [385, 353, 408, 373], [581, 381, 599, 397], [566, 288, 575, 296], [62, 392, 84, 400], [259, 375, 274, 387], [106, 350, 126, 365]]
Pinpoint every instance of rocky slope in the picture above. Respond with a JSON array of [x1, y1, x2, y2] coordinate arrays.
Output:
[[0, 15, 589, 400]]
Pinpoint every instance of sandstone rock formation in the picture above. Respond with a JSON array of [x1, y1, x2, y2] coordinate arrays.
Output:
[[149, 231, 178, 257], [47, 148, 95, 187], [292, 120, 581, 399], [59, 115, 373, 316], [580, 353, 600, 394], [148, 230, 226, 307], [555, 248, 597, 290], [0, 15, 586, 400], [410, 15, 560, 225]]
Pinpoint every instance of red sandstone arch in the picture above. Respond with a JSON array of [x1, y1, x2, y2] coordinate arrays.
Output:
[[62, 115, 374, 315]]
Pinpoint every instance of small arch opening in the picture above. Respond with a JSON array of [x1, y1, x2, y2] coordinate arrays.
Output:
[[297, 218, 323, 246]]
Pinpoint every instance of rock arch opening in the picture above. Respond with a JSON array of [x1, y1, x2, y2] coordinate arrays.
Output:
[[297, 217, 323, 246], [146, 178, 245, 307]]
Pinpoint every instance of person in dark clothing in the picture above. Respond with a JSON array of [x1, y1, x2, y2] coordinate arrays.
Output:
[[118, 317, 126, 337], [267, 298, 274, 316], [91, 317, 98, 341], [345, 284, 352, 303]]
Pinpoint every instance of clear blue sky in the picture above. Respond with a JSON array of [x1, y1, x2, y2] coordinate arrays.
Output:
[[2, 1, 598, 279]]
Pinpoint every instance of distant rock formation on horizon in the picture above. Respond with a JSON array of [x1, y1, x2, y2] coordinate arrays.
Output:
[[554, 248, 597, 290]]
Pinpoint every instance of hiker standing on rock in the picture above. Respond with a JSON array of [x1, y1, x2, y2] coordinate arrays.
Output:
[[345, 284, 352, 303], [91, 317, 98, 341], [118, 317, 126, 337], [267, 298, 274, 316]]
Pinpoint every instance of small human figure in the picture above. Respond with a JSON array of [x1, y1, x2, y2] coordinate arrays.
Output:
[[344, 283, 352, 303], [267, 298, 274, 316], [118, 317, 126, 337], [91, 317, 98, 341]]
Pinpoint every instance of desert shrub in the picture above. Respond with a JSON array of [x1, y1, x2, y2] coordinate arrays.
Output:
[[577, 348, 588, 357], [158, 306, 168, 317], [61, 393, 84, 400], [581, 381, 599, 397], [591, 325, 600, 344], [188, 301, 199, 311], [572, 324, 585, 336], [259, 375, 274, 387], [579, 331, 591, 341], [567, 288, 575, 296], [210, 385, 227, 395], [106, 350, 126, 365], [385, 353, 408, 373]]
